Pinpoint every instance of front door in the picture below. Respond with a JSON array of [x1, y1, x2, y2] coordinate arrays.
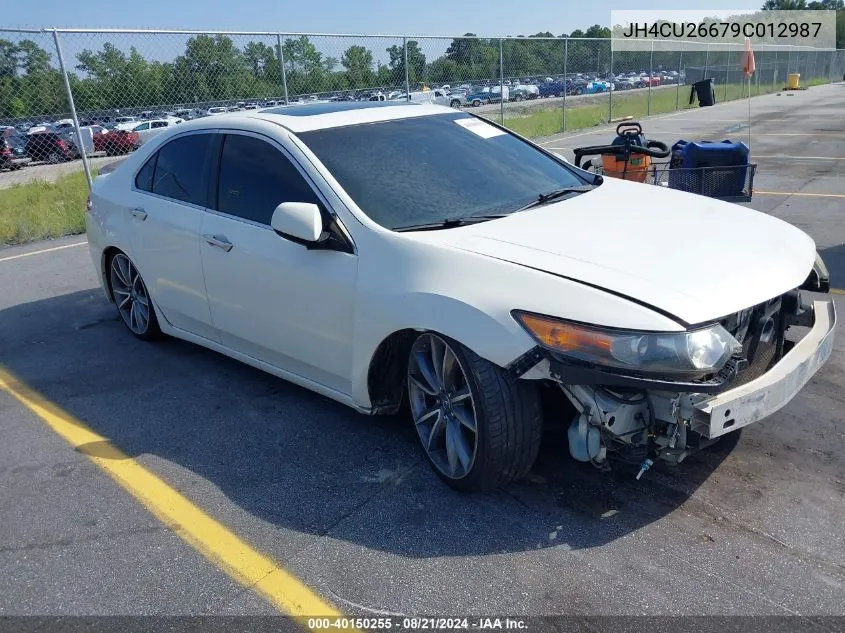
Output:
[[199, 132, 357, 394]]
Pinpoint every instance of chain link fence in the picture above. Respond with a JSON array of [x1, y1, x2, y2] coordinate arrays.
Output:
[[2, 28, 844, 187]]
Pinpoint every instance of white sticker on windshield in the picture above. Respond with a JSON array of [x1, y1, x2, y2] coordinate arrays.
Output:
[[454, 117, 506, 139]]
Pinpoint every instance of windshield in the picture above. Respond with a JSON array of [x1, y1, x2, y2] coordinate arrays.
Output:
[[297, 113, 587, 230]]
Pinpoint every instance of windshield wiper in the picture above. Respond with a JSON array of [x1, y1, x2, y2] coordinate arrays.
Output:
[[515, 185, 596, 212], [393, 214, 508, 232]]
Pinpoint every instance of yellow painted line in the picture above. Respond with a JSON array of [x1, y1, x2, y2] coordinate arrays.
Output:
[[831, 288, 845, 296], [755, 191, 845, 198], [0, 241, 87, 263], [0, 366, 344, 622]]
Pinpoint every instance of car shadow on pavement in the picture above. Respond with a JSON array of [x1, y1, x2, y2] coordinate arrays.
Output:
[[819, 243, 845, 289], [0, 288, 733, 557]]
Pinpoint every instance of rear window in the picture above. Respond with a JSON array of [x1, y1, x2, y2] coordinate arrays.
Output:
[[298, 113, 584, 230]]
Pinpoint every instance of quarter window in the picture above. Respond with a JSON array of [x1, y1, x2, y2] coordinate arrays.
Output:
[[151, 133, 212, 205], [216, 134, 321, 225], [135, 153, 156, 192]]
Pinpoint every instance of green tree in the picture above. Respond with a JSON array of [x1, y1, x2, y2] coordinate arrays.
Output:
[[341, 45, 374, 88], [386, 40, 426, 84]]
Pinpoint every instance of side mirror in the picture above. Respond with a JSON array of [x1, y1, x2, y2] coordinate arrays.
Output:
[[270, 202, 324, 243]]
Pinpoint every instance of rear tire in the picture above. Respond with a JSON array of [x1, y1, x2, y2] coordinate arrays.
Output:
[[407, 333, 542, 492], [108, 251, 163, 341]]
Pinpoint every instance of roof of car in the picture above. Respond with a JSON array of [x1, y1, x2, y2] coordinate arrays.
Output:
[[181, 101, 455, 134]]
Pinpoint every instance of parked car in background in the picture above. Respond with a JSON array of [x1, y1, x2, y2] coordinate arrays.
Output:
[[94, 129, 141, 156], [114, 117, 138, 130], [0, 133, 31, 170], [461, 89, 490, 107], [583, 80, 611, 94], [538, 80, 569, 98], [401, 89, 464, 109], [132, 118, 183, 145], [511, 84, 539, 101], [25, 131, 77, 163], [206, 107, 229, 116]]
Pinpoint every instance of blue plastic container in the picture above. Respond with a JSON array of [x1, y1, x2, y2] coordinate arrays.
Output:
[[668, 140, 750, 198]]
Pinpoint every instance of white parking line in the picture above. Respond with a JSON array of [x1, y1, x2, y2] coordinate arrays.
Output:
[[0, 241, 87, 263]]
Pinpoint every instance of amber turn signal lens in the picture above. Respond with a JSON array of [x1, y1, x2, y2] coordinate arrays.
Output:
[[515, 313, 614, 354]]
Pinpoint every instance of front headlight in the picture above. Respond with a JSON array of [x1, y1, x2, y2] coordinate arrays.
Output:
[[513, 311, 742, 378]]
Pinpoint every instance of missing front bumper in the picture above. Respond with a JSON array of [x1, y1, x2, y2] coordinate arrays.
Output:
[[691, 298, 836, 439]]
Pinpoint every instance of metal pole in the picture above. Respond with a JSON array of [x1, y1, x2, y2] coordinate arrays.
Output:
[[724, 48, 730, 102], [52, 30, 92, 189], [647, 40, 653, 116], [562, 37, 568, 132], [276, 34, 289, 104], [608, 43, 613, 122], [704, 43, 710, 79], [404, 37, 410, 98], [499, 38, 505, 125], [773, 47, 778, 92], [676, 48, 683, 111]]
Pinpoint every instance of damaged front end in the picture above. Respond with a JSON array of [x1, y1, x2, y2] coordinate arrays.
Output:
[[511, 268, 836, 478]]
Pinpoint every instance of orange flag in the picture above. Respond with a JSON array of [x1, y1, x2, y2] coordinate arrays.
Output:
[[741, 37, 756, 76]]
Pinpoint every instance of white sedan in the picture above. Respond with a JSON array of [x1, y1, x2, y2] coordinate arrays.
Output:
[[132, 117, 183, 145], [86, 102, 836, 491]]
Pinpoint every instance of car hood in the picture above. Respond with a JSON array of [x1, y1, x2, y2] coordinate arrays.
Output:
[[435, 177, 816, 325]]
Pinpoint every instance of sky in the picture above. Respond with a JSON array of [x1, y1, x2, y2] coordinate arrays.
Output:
[[6, 0, 760, 37]]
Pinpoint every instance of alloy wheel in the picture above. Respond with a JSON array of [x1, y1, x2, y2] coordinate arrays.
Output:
[[110, 254, 151, 335], [408, 334, 478, 480]]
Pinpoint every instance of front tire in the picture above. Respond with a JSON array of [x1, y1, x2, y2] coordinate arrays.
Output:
[[109, 252, 162, 340], [407, 333, 542, 492]]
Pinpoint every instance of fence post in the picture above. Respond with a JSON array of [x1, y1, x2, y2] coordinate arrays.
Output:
[[676, 48, 683, 111], [809, 49, 818, 83], [52, 29, 92, 189], [704, 43, 710, 78], [562, 37, 568, 132], [773, 47, 778, 91], [499, 38, 505, 125], [404, 37, 410, 97], [276, 34, 289, 104], [647, 40, 654, 116], [608, 42, 613, 122], [723, 48, 730, 102]]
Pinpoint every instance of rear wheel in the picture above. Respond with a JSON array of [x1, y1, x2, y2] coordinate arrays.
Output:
[[407, 333, 542, 492], [109, 252, 162, 340], [47, 151, 61, 164], [450, 99, 461, 109], [472, 99, 482, 107]]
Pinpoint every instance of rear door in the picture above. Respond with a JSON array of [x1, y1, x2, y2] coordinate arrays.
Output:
[[199, 131, 357, 393], [128, 131, 217, 340]]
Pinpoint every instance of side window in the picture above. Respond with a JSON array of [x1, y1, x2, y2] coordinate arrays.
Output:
[[151, 133, 212, 205], [151, 121, 168, 129], [135, 122, 150, 131], [135, 153, 156, 192], [216, 134, 321, 225]]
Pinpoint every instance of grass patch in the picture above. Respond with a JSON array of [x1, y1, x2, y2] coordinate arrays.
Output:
[[502, 77, 833, 139], [0, 171, 91, 246]]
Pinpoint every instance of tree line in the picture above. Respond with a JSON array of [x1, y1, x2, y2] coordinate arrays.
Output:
[[0, 3, 842, 120]]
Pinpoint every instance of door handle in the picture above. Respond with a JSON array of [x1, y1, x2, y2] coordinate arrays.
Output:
[[131, 207, 148, 221], [202, 234, 233, 252]]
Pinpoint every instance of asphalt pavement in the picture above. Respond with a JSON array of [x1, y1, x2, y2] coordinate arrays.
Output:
[[0, 83, 844, 620]]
